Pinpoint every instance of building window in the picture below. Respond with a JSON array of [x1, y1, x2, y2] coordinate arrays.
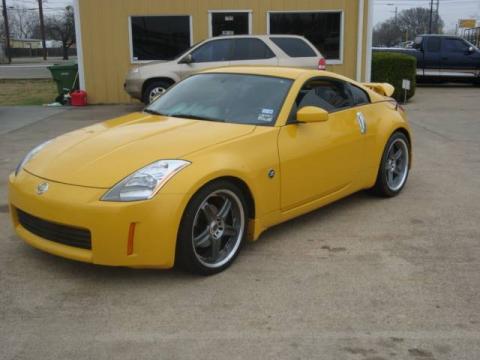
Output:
[[130, 15, 191, 62], [268, 11, 342, 62], [209, 11, 251, 37]]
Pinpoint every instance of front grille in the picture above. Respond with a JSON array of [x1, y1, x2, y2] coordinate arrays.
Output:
[[16, 209, 92, 250]]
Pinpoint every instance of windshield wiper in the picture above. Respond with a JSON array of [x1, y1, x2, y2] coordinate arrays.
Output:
[[167, 113, 225, 122], [144, 108, 167, 116]]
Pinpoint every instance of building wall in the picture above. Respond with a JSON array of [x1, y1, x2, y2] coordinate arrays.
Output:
[[77, 0, 371, 104]]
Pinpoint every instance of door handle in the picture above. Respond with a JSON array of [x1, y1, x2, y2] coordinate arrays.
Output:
[[356, 112, 367, 134]]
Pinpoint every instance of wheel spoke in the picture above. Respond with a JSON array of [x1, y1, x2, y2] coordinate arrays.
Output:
[[194, 228, 211, 248], [387, 170, 394, 184], [210, 237, 221, 261], [393, 149, 402, 160], [202, 203, 218, 222], [223, 225, 237, 237], [218, 198, 232, 220]]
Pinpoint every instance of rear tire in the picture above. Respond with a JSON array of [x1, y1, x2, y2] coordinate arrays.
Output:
[[175, 180, 248, 275], [370, 131, 410, 197]]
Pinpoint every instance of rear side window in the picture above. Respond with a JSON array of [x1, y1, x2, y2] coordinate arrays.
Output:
[[270, 37, 316, 57], [349, 84, 370, 106], [231, 38, 275, 60], [426, 37, 441, 52]]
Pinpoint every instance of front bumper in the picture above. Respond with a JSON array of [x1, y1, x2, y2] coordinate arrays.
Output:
[[124, 77, 143, 100], [8, 170, 186, 268]]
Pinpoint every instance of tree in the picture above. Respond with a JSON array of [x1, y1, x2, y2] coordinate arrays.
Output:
[[373, 21, 402, 47], [8, 5, 39, 39], [397, 7, 444, 36], [373, 7, 445, 47], [44, 6, 75, 59]]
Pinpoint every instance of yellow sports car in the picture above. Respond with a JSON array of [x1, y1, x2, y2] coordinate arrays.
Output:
[[8, 67, 412, 275]]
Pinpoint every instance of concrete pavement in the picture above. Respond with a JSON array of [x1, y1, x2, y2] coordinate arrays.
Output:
[[1, 88, 479, 360]]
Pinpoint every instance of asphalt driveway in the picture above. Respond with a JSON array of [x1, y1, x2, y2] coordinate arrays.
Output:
[[1, 87, 479, 360]]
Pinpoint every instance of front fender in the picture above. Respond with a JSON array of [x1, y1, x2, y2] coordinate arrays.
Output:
[[160, 126, 281, 237]]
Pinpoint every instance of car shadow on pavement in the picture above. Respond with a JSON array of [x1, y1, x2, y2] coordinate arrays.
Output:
[[246, 191, 375, 248], [15, 241, 200, 282]]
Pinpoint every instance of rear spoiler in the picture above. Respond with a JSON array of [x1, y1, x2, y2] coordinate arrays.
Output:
[[362, 83, 395, 97]]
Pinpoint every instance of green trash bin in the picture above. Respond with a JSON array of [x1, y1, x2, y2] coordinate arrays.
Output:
[[48, 63, 79, 97]]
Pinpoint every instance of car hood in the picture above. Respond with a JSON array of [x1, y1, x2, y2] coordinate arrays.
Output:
[[24, 112, 255, 188]]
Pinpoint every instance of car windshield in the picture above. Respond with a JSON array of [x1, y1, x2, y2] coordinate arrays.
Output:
[[145, 73, 293, 126]]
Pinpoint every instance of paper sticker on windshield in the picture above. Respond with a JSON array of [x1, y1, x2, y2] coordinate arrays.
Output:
[[258, 108, 274, 122]]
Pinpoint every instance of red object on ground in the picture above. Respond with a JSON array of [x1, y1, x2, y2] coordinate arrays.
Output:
[[71, 90, 88, 106]]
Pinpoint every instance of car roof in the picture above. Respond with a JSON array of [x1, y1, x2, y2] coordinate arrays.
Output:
[[205, 34, 309, 41], [202, 66, 345, 81]]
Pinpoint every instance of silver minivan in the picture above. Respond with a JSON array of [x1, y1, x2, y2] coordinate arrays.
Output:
[[124, 35, 325, 103]]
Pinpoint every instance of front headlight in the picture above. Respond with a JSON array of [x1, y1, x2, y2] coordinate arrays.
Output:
[[15, 140, 52, 176], [101, 160, 190, 202]]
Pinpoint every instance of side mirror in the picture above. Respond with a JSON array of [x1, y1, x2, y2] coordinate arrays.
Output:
[[468, 46, 474, 54], [179, 53, 193, 64], [296, 106, 329, 123]]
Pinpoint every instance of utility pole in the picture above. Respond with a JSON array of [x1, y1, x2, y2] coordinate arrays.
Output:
[[1, 0, 11, 63], [435, 0, 440, 33], [429, 0, 434, 34], [38, 0, 47, 60], [394, 7, 398, 24]]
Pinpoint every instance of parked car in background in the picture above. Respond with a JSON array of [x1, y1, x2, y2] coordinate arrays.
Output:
[[394, 41, 414, 49], [374, 34, 480, 85], [124, 35, 326, 103]]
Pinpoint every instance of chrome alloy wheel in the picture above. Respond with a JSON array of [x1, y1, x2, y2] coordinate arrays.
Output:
[[385, 138, 409, 191], [148, 86, 166, 103], [192, 189, 245, 268]]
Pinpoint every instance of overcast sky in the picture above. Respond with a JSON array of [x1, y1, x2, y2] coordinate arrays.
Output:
[[8, 0, 480, 32], [374, 0, 480, 30]]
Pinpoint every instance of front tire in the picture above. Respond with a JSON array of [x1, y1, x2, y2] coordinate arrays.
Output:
[[176, 180, 248, 275], [371, 131, 410, 197], [142, 80, 171, 104]]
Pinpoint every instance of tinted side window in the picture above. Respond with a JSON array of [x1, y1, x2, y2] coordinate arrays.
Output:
[[231, 38, 275, 60], [191, 40, 232, 63], [270, 37, 316, 57], [349, 84, 370, 106], [443, 38, 469, 53], [426, 37, 441, 52], [296, 79, 353, 112]]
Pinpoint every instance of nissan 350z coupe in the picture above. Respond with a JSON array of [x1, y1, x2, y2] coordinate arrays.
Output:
[[9, 67, 412, 275]]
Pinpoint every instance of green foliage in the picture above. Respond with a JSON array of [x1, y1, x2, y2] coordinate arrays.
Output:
[[371, 52, 416, 101]]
